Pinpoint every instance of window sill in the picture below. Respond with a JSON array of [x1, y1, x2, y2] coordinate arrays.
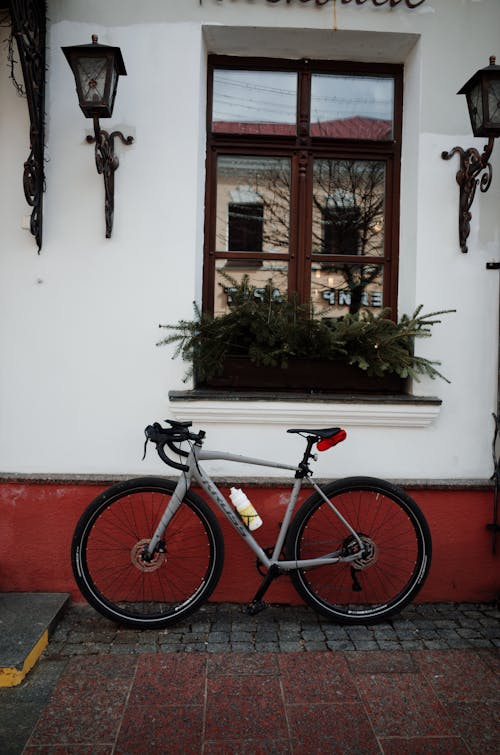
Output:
[[168, 390, 442, 428]]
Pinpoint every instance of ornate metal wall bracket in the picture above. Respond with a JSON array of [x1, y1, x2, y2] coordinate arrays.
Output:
[[9, 0, 47, 251], [441, 137, 494, 253], [489, 412, 500, 554], [86, 117, 133, 238]]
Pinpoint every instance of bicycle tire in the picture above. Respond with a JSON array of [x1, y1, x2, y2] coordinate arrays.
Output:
[[71, 476, 224, 629], [286, 476, 431, 624]]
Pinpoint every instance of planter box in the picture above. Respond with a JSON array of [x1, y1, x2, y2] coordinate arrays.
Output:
[[200, 356, 407, 394]]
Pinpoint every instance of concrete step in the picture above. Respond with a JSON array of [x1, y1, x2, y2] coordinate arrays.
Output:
[[0, 592, 70, 687]]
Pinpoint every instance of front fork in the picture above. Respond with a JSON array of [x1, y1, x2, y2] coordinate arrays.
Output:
[[142, 475, 190, 561]]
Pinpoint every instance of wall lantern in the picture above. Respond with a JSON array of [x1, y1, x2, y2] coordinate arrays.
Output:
[[442, 56, 500, 253], [62, 35, 133, 238]]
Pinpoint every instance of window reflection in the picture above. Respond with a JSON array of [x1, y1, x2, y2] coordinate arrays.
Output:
[[311, 74, 394, 140], [311, 264, 384, 317], [312, 159, 386, 257], [228, 202, 264, 252], [213, 70, 297, 135], [216, 156, 291, 254], [214, 261, 288, 316], [206, 59, 401, 325]]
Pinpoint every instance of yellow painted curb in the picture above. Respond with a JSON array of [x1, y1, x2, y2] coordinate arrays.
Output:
[[0, 629, 48, 687]]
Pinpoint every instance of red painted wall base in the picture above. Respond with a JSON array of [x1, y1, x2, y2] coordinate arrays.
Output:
[[0, 481, 498, 604]]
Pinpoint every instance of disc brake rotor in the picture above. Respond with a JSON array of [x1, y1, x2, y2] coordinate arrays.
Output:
[[130, 538, 166, 573], [344, 533, 379, 570]]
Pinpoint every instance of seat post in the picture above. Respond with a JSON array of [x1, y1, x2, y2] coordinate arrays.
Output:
[[295, 435, 317, 478]]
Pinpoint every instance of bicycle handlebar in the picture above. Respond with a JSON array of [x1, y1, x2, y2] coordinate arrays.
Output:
[[144, 420, 205, 472], [144, 420, 346, 473]]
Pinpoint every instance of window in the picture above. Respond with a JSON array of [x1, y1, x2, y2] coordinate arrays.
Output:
[[322, 202, 362, 256], [228, 202, 263, 253], [204, 57, 402, 320]]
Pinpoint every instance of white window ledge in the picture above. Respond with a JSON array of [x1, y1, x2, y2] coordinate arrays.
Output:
[[168, 392, 441, 429]]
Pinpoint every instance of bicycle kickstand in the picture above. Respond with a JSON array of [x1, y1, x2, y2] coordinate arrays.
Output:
[[245, 564, 281, 616]]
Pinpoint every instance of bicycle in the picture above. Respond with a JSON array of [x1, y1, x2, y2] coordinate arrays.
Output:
[[71, 420, 432, 628]]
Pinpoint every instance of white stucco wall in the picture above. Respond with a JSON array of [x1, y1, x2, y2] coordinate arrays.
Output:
[[1, 0, 499, 479]]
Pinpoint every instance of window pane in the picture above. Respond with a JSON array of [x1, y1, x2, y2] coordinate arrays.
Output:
[[216, 156, 291, 254], [213, 70, 297, 135], [312, 159, 386, 257], [311, 74, 394, 140], [214, 260, 288, 316], [228, 203, 264, 252], [311, 263, 384, 317]]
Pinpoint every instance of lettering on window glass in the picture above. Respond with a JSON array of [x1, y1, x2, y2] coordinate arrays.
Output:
[[223, 284, 382, 310], [321, 289, 383, 307], [224, 286, 282, 305]]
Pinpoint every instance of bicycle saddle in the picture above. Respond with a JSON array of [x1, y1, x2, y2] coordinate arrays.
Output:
[[287, 427, 342, 438]]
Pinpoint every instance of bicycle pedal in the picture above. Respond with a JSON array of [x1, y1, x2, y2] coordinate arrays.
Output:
[[245, 600, 268, 616]]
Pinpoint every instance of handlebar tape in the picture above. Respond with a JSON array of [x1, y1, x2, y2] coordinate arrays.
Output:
[[156, 442, 189, 472]]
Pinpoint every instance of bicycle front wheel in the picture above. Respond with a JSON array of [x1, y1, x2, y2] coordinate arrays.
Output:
[[286, 477, 431, 624], [72, 477, 224, 629]]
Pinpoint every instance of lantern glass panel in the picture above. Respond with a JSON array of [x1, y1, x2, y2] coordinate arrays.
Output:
[[76, 55, 110, 107], [108, 66, 118, 107], [487, 78, 500, 125], [467, 80, 483, 134]]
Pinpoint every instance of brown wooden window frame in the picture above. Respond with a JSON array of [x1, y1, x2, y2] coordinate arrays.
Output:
[[203, 56, 403, 318]]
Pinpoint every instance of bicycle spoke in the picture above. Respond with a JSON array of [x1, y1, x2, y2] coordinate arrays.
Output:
[[72, 479, 223, 628], [288, 477, 431, 623]]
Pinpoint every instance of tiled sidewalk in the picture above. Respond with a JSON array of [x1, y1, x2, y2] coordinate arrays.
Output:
[[21, 648, 500, 753], [1, 602, 499, 754]]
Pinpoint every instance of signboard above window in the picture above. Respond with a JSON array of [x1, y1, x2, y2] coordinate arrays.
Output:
[[201, 0, 426, 8]]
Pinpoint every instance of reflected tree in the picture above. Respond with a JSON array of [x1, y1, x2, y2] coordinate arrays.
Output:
[[216, 156, 387, 315], [312, 159, 386, 314]]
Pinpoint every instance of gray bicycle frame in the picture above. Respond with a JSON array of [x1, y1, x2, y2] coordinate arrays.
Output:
[[146, 443, 365, 570]]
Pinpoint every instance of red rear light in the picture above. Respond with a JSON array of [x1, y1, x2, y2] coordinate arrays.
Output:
[[317, 429, 347, 451]]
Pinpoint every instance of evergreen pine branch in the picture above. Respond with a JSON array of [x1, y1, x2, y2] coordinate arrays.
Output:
[[158, 278, 454, 385]]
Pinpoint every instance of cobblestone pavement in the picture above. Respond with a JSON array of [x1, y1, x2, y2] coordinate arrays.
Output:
[[46, 601, 499, 656], [1, 602, 498, 754]]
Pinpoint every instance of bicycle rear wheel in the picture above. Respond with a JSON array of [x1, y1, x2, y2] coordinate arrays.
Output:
[[72, 477, 224, 628], [286, 477, 431, 624]]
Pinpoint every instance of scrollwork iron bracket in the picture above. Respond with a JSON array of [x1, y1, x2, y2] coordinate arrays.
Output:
[[86, 118, 133, 238], [9, 0, 47, 251], [489, 412, 500, 554], [441, 137, 494, 253]]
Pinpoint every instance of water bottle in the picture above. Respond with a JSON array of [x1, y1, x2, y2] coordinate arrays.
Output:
[[229, 487, 263, 531]]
